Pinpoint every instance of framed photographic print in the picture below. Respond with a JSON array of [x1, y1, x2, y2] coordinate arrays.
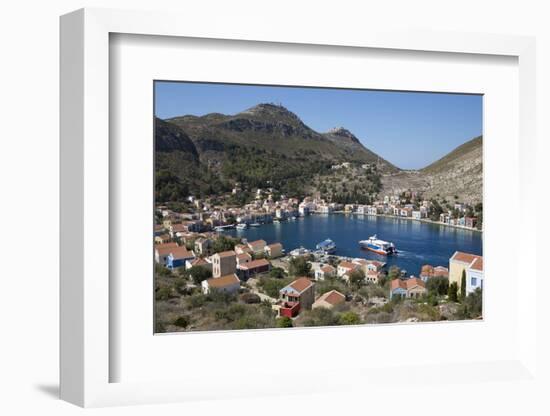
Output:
[[60, 7, 538, 408]]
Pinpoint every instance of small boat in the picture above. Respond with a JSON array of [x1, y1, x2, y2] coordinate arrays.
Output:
[[250, 223, 261, 227], [359, 235, 396, 255], [316, 238, 336, 254], [290, 246, 310, 257], [236, 223, 248, 230]]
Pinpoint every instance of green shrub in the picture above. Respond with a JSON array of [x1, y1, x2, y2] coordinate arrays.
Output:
[[173, 316, 189, 328], [276, 316, 293, 328], [339, 311, 361, 325]]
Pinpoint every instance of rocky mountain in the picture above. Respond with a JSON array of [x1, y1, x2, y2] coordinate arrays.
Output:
[[421, 136, 482, 203], [155, 102, 482, 205], [380, 136, 483, 204], [166, 103, 397, 171], [156, 103, 401, 202]]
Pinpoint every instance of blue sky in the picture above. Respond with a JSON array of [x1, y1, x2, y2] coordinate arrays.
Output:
[[155, 81, 482, 169]]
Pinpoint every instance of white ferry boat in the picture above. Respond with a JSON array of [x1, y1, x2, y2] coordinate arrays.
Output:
[[359, 235, 397, 255]]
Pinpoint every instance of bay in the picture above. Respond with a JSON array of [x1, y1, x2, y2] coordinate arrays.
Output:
[[226, 214, 482, 275]]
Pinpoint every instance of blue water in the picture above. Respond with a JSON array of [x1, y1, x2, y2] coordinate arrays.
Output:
[[226, 215, 482, 275]]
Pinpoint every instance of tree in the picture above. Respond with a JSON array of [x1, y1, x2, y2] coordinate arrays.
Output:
[[426, 276, 449, 296], [212, 235, 237, 253], [460, 270, 467, 301], [188, 266, 212, 285], [348, 269, 365, 290], [447, 282, 459, 302], [269, 267, 286, 279], [462, 288, 483, 318], [288, 256, 311, 277], [276, 316, 293, 328], [257, 277, 291, 298], [388, 265, 401, 280], [339, 311, 361, 325]]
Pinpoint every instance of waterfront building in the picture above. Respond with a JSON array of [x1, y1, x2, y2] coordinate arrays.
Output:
[[466, 257, 483, 294], [265, 242, 283, 258], [337, 261, 360, 277], [390, 278, 426, 299], [314, 264, 336, 280], [449, 251, 483, 294], [247, 239, 267, 255]]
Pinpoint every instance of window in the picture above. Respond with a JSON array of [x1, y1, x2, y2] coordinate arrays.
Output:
[[471, 277, 477, 286]]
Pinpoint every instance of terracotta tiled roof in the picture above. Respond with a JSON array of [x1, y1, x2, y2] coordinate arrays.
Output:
[[155, 243, 179, 256], [288, 277, 313, 293], [421, 264, 434, 274], [321, 264, 336, 273], [470, 257, 483, 271], [248, 239, 266, 248], [214, 250, 236, 258], [451, 251, 481, 264], [391, 278, 425, 290], [239, 258, 269, 270], [190, 258, 209, 266], [206, 274, 240, 288], [317, 290, 345, 306], [169, 246, 194, 260], [338, 261, 358, 270]]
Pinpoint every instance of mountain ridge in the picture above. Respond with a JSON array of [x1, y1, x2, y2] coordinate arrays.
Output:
[[156, 103, 482, 204]]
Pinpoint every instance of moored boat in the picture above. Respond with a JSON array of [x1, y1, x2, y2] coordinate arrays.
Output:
[[236, 223, 248, 230], [359, 235, 396, 255], [316, 238, 336, 254], [250, 223, 261, 227]]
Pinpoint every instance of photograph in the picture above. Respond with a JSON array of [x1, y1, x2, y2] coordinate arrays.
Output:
[[153, 81, 483, 333]]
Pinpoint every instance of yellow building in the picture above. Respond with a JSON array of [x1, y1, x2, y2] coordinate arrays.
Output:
[[449, 251, 482, 294]]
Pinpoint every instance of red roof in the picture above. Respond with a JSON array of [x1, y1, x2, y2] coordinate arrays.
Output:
[[155, 243, 179, 256], [339, 261, 358, 270], [239, 258, 269, 270], [288, 277, 313, 293], [214, 250, 236, 258], [391, 278, 425, 291], [316, 290, 345, 306], [470, 257, 483, 271], [206, 274, 240, 288], [451, 251, 481, 264], [169, 246, 194, 260]]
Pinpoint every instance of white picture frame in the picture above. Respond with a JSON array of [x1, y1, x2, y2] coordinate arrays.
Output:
[[60, 7, 538, 408]]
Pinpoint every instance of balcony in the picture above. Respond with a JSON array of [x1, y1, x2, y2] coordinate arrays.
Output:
[[279, 301, 300, 318]]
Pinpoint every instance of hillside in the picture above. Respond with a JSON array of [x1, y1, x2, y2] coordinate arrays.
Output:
[[155, 103, 482, 205], [380, 136, 483, 204], [166, 104, 398, 170], [156, 104, 397, 203]]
